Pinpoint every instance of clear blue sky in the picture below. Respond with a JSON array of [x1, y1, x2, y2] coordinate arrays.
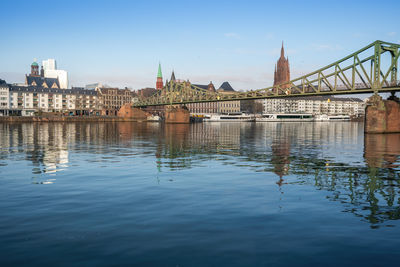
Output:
[[0, 0, 399, 91]]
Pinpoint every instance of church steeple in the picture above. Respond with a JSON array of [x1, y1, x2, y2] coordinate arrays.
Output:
[[157, 63, 162, 78], [273, 42, 290, 92], [156, 63, 163, 90], [170, 70, 176, 82], [31, 58, 39, 76]]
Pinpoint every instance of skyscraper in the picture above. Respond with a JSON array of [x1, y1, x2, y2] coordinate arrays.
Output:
[[42, 59, 68, 89], [273, 42, 290, 91], [42, 59, 57, 71], [156, 63, 163, 90]]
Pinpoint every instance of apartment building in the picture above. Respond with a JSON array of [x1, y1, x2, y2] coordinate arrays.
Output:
[[262, 96, 365, 116]]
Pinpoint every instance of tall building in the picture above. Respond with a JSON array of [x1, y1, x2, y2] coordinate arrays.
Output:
[[42, 59, 56, 71], [156, 63, 163, 90], [273, 42, 290, 91], [42, 59, 68, 89]]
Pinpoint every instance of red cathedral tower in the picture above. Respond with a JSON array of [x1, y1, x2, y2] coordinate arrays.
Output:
[[156, 63, 163, 90], [273, 42, 290, 92]]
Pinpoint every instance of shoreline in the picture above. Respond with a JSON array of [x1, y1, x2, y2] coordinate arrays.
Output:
[[0, 116, 363, 123], [0, 116, 147, 122]]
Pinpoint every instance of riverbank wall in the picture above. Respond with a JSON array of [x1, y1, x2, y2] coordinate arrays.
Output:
[[0, 116, 148, 123]]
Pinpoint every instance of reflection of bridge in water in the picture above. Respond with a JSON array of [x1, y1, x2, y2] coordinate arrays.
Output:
[[0, 122, 399, 227], [134, 40, 400, 107]]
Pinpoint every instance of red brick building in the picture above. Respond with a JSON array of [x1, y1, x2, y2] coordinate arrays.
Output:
[[97, 87, 136, 116]]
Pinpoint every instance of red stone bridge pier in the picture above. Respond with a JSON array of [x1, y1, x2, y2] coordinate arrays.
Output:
[[118, 103, 190, 123], [365, 93, 400, 133]]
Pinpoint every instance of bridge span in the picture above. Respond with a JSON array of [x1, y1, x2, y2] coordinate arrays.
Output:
[[133, 40, 400, 107]]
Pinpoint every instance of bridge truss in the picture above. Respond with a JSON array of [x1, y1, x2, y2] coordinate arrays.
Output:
[[134, 40, 400, 107]]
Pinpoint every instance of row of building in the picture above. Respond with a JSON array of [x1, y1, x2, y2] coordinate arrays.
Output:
[[0, 60, 136, 116], [0, 52, 366, 117], [153, 63, 365, 117], [261, 96, 364, 116]]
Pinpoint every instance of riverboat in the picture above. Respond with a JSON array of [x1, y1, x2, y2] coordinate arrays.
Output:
[[256, 113, 314, 122], [147, 115, 161, 121], [314, 114, 350, 121], [204, 114, 255, 122]]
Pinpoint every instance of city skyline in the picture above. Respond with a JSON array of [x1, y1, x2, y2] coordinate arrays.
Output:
[[1, 0, 399, 91]]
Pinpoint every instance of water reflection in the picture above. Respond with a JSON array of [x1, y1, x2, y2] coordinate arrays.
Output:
[[364, 133, 400, 168], [1, 122, 400, 227]]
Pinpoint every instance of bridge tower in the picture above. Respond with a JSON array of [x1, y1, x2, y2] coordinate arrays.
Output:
[[156, 63, 163, 90]]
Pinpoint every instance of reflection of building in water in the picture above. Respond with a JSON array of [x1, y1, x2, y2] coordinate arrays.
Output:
[[195, 123, 242, 151], [271, 142, 290, 179], [27, 123, 70, 174], [152, 123, 244, 170], [0, 123, 71, 175]]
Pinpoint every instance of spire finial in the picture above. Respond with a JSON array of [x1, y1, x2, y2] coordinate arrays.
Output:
[[281, 41, 284, 58], [170, 70, 176, 82]]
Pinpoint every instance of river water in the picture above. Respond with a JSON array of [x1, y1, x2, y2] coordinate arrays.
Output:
[[0, 122, 399, 266]]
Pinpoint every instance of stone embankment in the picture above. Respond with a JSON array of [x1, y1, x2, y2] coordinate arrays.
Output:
[[0, 116, 144, 123]]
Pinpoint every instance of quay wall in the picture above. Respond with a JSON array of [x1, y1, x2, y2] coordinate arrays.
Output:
[[0, 116, 146, 123]]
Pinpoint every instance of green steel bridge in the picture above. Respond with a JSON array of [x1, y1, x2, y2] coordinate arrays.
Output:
[[133, 40, 400, 107]]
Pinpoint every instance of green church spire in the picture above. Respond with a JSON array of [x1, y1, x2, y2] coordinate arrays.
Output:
[[157, 63, 162, 78]]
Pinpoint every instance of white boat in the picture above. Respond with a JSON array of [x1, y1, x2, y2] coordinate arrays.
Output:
[[204, 114, 255, 122], [147, 115, 161, 121], [314, 114, 350, 121], [256, 113, 314, 122]]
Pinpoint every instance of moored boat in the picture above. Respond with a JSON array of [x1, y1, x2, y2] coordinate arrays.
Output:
[[256, 113, 314, 122], [314, 114, 350, 121], [147, 115, 161, 121], [204, 114, 255, 122]]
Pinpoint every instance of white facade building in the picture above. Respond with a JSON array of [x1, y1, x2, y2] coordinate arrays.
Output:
[[42, 59, 57, 71], [42, 59, 68, 89], [0, 80, 9, 115], [8, 86, 101, 116], [262, 96, 365, 116]]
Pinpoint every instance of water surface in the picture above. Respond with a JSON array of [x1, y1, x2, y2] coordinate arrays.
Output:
[[0, 122, 399, 266]]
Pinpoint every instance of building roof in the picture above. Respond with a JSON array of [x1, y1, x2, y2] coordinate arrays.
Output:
[[170, 71, 176, 81], [98, 87, 133, 95], [9, 85, 98, 95], [218, 81, 235, 92], [26, 75, 60, 88], [192, 84, 208, 90], [31, 61, 38, 67]]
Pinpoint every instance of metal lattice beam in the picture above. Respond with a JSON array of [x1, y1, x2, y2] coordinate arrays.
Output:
[[133, 40, 400, 107]]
